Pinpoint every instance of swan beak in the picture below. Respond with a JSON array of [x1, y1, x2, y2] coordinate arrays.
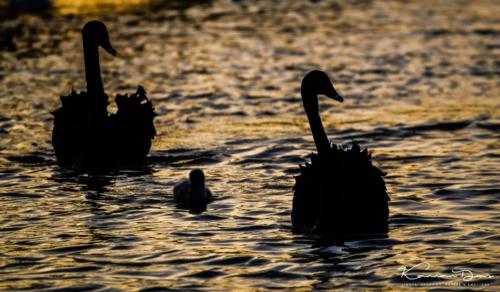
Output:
[[328, 93, 344, 102], [105, 47, 117, 56]]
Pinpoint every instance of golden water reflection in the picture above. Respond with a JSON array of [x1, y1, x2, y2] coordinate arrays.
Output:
[[0, 0, 499, 290], [54, 0, 158, 15]]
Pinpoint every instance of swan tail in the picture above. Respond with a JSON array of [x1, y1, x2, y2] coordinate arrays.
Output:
[[110, 85, 157, 163]]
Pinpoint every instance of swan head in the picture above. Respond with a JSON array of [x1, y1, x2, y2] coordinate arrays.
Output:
[[301, 70, 343, 102], [189, 169, 206, 197], [82, 21, 117, 56]]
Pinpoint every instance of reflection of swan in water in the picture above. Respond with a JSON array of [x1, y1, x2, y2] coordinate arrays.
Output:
[[174, 169, 213, 213], [292, 70, 389, 237], [51, 21, 156, 169]]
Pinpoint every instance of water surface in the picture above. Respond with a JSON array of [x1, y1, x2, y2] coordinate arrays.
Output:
[[0, 0, 499, 290]]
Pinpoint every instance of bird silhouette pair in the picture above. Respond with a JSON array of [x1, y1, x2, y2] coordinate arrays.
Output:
[[51, 21, 389, 239]]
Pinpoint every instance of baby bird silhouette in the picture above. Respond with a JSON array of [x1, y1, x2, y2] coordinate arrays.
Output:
[[174, 169, 213, 213]]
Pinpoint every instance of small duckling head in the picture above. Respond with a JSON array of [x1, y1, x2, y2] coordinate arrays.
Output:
[[189, 169, 206, 196], [301, 70, 343, 102]]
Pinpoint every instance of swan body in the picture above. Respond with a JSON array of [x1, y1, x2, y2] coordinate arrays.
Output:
[[174, 169, 213, 212], [51, 21, 156, 169], [292, 70, 389, 237]]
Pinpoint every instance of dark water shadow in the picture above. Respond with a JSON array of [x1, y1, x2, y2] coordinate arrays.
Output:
[[50, 168, 115, 201], [288, 232, 397, 289], [175, 201, 209, 215], [147, 148, 226, 168], [335, 119, 473, 141]]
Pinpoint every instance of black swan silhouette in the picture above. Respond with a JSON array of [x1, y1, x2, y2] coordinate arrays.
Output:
[[174, 169, 213, 213], [51, 21, 156, 169], [292, 70, 389, 237]]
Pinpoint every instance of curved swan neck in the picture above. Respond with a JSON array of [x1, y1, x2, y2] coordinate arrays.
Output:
[[83, 31, 105, 98], [302, 91, 331, 158]]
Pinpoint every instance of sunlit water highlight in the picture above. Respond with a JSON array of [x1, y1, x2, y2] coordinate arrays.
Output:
[[0, 0, 499, 290]]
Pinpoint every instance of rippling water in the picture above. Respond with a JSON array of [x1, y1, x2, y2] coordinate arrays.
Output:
[[0, 0, 499, 290]]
